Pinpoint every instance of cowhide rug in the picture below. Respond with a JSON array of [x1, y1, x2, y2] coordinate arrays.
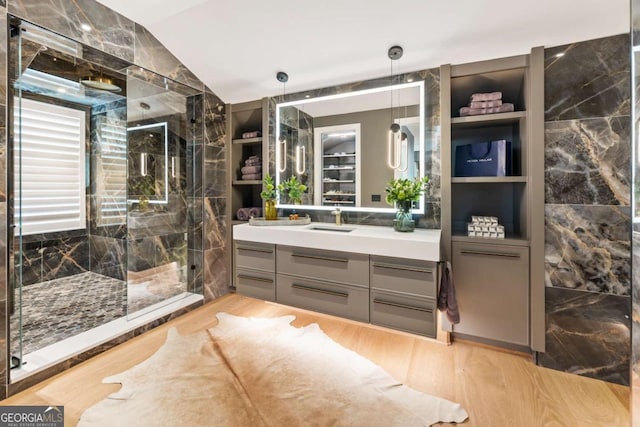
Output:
[[79, 313, 468, 426]]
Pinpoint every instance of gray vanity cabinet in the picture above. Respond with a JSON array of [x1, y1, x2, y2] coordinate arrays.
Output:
[[234, 241, 276, 301], [451, 241, 529, 346], [276, 245, 370, 322], [370, 256, 438, 337]]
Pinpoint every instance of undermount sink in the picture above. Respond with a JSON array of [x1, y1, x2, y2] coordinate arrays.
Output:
[[308, 225, 355, 233]]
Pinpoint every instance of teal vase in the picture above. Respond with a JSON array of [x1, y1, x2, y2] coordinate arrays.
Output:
[[394, 201, 415, 232]]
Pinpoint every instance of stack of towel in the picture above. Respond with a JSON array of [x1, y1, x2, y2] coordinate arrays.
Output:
[[241, 156, 262, 180], [459, 92, 514, 117], [236, 207, 262, 221]]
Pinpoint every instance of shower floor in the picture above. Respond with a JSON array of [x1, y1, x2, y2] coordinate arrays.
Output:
[[10, 270, 188, 356]]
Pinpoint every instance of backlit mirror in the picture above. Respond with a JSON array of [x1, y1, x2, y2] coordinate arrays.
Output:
[[275, 81, 425, 213]]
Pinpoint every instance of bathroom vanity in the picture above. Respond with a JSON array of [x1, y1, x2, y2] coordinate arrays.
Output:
[[233, 223, 441, 338]]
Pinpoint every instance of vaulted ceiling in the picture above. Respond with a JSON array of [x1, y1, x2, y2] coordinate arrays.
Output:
[[96, 0, 630, 104]]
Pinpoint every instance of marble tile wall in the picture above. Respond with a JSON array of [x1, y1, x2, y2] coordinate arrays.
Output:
[[203, 90, 230, 300], [267, 68, 441, 228], [9, 0, 135, 62], [632, 0, 640, 420], [541, 33, 631, 385]]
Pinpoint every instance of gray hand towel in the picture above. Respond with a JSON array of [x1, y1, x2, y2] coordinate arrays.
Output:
[[437, 261, 460, 324], [470, 91, 502, 102], [241, 165, 262, 174], [241, 173, 262, 181], [248, 207, 261, 218], [236, 208, 251, 221]]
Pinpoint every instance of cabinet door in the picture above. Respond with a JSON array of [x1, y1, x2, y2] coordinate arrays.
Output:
[[452, 242, 529, 346], [235, 240, 275, 272], [276, 274, 369, 322], [235, 268, 275, 302], [277, 245, 369, 286], [370, 256, 437, 297]]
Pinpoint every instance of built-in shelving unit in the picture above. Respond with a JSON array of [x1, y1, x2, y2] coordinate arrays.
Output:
[[314, 124, 361, 207], [228, 99, 268, 224], [441, 49, 545, 351]]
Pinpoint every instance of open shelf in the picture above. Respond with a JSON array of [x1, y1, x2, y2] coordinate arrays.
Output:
[[232, 137, 262, 144], [452, 176, 527, 184], [451, 111, 526, 127], [323, 180, 355, 184], [451, 234, 530, 247], [323, 153, 356, 158], [233, 180, 262, 185]]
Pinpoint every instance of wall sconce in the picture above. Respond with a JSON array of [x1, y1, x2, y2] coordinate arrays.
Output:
[[276, 71, 289, 173], [386, 45, 409, 172], [140, 152, 148, 177], [295, 144, 306, 175], [387, 125, 408, 171], [277, 135, 287, 173]]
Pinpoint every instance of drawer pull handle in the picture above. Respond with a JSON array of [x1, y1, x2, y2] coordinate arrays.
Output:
[[460, 250, 520, 259], [237, 246, 273, 254], [372, 262, 433, 274], [291, 253, 348, 263], [373, 299, 433, 313], [292, 283, 348, 298], [237, 274, 273, 284]]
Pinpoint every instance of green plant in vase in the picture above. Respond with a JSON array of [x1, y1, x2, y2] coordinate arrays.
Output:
[[260, 173, 278, 220], [385, 176, 430, 232], [277, 176, 307, 220]]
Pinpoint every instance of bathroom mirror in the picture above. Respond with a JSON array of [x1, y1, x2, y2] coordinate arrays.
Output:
[[275, 80, 425, 213]]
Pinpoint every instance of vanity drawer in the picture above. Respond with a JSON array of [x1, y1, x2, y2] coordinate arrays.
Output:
[[276, 274, 369, 323], [370, 289, 436, 337], [235, 268, 276, 302], [277, 245, 369, 286], [370, 256, 437, 298], [235, 241, 275, 272]]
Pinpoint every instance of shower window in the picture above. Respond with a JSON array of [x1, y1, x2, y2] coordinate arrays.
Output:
[[14, 97, 87, 235]]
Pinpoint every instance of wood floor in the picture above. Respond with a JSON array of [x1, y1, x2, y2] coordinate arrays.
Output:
[[1, 294, 630, 426]]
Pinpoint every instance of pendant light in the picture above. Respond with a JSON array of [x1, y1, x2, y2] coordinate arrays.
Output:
[[276, 71, 288, 173], [387, 45, 408, 171]]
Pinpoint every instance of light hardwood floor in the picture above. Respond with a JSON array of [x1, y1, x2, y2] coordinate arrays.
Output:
[[1, 294, 630, 426]]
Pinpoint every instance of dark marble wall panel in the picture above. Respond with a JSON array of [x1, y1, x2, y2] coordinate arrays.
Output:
[[0, 105, 6, 203], [42, 236, 90, 282], [0, 9, 6, 106], [539, 287, 630, 385], [542, 33, 632, 386], [203, 247, 228, 301], [204, 145, 225, 198], [9, 0, 135, 62], [204, 90, 226, 147], [545, 34, 630, 122], [133, 24, 202, 91], [204, 197, 225, 250], [545, 117, 630, 206], [545, 204, 630, 295], [89, 235, 125, 281]]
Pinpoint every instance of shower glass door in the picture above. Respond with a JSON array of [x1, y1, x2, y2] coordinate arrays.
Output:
[[9, 19, 130, 376], [125, 68, 200, 318]]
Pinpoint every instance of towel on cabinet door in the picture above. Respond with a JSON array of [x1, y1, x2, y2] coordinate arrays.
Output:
[[437, 262, 460, 324]]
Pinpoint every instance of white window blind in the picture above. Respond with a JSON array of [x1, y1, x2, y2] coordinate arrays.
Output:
[[96, 116, 127, 226], [14, 97, 86, 235]]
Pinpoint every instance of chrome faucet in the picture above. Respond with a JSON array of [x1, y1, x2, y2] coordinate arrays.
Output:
[[332, 207, 342, 226]]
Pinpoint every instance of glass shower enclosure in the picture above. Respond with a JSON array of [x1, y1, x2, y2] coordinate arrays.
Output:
[[8, 17, 203, 379]]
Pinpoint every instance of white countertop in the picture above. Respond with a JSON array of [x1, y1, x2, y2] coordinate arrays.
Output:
[[233, 222, 441, 262]]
